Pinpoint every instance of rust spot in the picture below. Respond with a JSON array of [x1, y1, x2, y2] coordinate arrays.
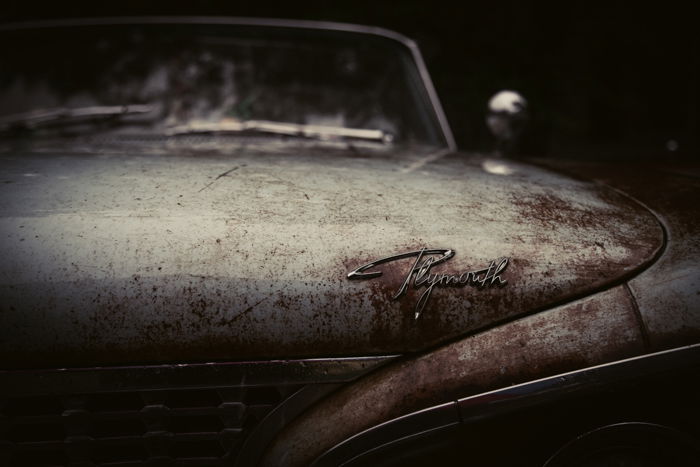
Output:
[[262, 286, 646, 466]]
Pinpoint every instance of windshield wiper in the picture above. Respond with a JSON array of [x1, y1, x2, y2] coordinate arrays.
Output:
[[166, 119, 394, 144], [0, 105, 154, 131]]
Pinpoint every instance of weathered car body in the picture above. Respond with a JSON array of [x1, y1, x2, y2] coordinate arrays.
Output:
[[0, 17, 698, 467]]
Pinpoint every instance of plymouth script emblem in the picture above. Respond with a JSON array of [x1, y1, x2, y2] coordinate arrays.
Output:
[[348, 248, 509, 319]]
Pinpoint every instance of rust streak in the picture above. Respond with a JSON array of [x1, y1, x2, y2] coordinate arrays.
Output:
[[198, 165, 239, 192], [623, 282, 651, 352]]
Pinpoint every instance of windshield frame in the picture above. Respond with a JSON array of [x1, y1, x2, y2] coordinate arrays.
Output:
[[0, 16, 457, 152]]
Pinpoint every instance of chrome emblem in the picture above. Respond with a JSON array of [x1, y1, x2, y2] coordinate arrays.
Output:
[[348, 248, 509, 319]]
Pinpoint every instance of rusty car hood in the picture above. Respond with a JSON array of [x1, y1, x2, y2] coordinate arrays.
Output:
[[528, 157, 700, 352], [0, 149, 663, 368]]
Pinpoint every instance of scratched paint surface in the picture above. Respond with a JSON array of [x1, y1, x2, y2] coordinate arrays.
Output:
[[532, 158, 700, 351], [0, 149, 662, 368], [262, 285, 646, 466]]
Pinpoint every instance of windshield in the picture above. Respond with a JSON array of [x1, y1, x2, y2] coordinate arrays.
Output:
[[0, 22, 448, 149]]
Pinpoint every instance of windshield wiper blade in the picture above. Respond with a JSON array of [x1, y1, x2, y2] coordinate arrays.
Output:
[[0, 105, 154, 131], [166, 119, 394, 144]]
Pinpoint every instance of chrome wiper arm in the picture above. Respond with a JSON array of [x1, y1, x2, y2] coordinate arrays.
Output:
[[0, 105, 154, 130], [166, 119, 394, 143]]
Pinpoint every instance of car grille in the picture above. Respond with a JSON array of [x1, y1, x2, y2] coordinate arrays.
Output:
[[0, 384, 302, 466]]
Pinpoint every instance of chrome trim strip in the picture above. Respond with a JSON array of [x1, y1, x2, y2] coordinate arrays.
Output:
[[406, 41, 457, 151], [0, 355, 399, 397], [310, 400, 460, 467], [400, 148, 453, 173], [312, 344, 700, 466], [543, 422, 700, 467], [0, 16, 417, 44], [0, 16, 457, 152], [236, 383, 343, 467]]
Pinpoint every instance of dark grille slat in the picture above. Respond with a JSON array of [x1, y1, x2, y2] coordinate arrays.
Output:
[[92, 435, 144, 446], [171, 432, 221, 442], [8, 409, 227, 422], [1, 384, 298, 465], [168, 407, 225, 417], [12, 433, 220, 444], [176, 457, 223, 466], [8, 411, 145, 423], [6, 414, 63, 424], [99, 462, 144, 467], [92, 411, 142, 421], [12, 440, 65, 450], [12, 435, 144, 447]]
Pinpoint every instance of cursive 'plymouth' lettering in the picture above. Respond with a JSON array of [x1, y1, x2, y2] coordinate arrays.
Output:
[[348, 248, 509, 319]]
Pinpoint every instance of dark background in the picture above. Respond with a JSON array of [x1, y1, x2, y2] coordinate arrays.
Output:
[[3, 2, 698, 159]]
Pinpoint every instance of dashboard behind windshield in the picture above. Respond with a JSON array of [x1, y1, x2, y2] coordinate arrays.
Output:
[[0, 22, 449, 148]]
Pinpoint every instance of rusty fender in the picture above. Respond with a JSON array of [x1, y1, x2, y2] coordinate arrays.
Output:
[[261, 285, 646, 466]]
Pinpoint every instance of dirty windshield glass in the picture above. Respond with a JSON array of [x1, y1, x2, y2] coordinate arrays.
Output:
[[0, 23, 446, 148]]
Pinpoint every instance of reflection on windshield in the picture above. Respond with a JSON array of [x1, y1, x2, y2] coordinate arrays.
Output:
[[0, 104, 154, 131], [166, 119, 394, 143], [0, 24, 445, 147]]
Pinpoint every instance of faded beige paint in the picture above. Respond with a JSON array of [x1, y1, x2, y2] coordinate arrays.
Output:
[[0, 149, 662, 368]]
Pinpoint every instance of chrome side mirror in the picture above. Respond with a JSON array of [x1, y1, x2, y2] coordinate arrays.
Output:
[[486, 90, 529, 156]]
